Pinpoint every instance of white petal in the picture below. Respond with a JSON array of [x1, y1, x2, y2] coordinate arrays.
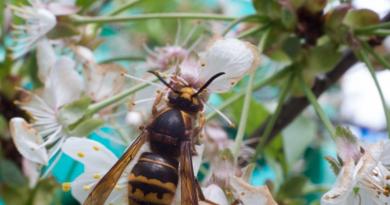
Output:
[[47, 2, 79, 15], [61, 137, 117, 172], [202, 184, 229, 205], [198, 38, 259, 93], [379, 140, 390, 165], [10, 118, 49, 165], [36, 39, 56, 83], [32, 8, 57, 36], [321, 160, 356, 205], [70, 172, 127, 205], [44, 57, 84, 108], [85, 63, 125, 102], [74, 46, 95, 64], [22, 158, 41, 188], [229, 176, 277, 205], [193, 144, 205, 176]]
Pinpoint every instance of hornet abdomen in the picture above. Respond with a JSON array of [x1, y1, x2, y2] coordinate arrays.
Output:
[[128, 152, 179, 205]]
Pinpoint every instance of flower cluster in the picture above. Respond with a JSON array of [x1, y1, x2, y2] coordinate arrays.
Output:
[[322, 127, 390, 205]]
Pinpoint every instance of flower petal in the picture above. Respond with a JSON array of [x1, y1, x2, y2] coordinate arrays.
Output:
[[198, 38, 259, 93], [379, 140, 390, 165], [229, 176, 277, 205], [10, 118, 49, 165], [36, 39, 56, 83], [192, 144, 205, 176], [22, 158, 41, 188], [321, 160, 356, 205], [85, 63, 126, 102], [47, 2, 79, 15], [61, 137, 117, 173], [44, 57, 84, 109], [70, 171, 127, 205], [202, 184, 229, 205]]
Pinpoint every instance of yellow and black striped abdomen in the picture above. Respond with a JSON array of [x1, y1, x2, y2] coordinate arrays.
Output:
[[128, 152, 179, 205]]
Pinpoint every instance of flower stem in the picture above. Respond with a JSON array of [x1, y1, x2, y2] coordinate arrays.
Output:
[[71, 13, 237, 25], [232, 71, 255, 161], [108, 0, 141, 16], [221, 14, 265, 36], [86, 78, 155, 116], [253, 74, 294, 160], [357, 29, 390, 36], [355, 22, 390, 33], [206, 66, 291, 121], [99, 55, 145, 64], [361, 41, 390, 69], [359, 48, 390, 137], [232, 30, 270, 161], [298, 73, 336, 139], [237, 24, 267, 39]]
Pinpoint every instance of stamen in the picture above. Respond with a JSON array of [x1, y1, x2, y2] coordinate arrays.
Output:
[[174, 19, 182, 46], [182, 22, 199, 47], [77, 152, 85, 158], [121, 73, 164, 89], [143, 43, 156, 56], [133, 98, 155, 105], [188, 34, 203, 53], [36, 127, 62, 148], [62, 182, 71, 192], [93, 173, 101, 179], [204, 102, 235, 127]]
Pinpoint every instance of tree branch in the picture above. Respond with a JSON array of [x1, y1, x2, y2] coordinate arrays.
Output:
[[248, 12, 390, 148]]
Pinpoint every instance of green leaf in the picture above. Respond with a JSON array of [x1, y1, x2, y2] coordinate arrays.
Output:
[[305, 43, 342, 72], [281, 8, 297, 29], [264, 134, 286, 190], [69, 118, 104, 137], [0, 159, 27, 187], [343, 9, 380, 29], [32, 178, 61, 205], [303, 0, 326, 14], [1, 184, 29, 205], [324, 6, 350, 43], [282, 36, 301, 61], [278, 175, 308, 198], [227, 93, 269, 135], [282, 116, 316, 168], [252, 0, 282, 19], [58, 97, 91, 126]]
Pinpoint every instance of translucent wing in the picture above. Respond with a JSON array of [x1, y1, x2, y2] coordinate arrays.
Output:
[[180, 141, 198, 205], [83, 133, 147, 205]]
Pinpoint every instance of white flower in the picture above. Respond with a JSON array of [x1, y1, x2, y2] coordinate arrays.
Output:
[[9, 56, 84, 166], [61, 137, 128, 205], [322, 139, 390, 205], [180, 38, 259, 93], [9, 0, 78, 59], [74, 45, 127, 103]]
